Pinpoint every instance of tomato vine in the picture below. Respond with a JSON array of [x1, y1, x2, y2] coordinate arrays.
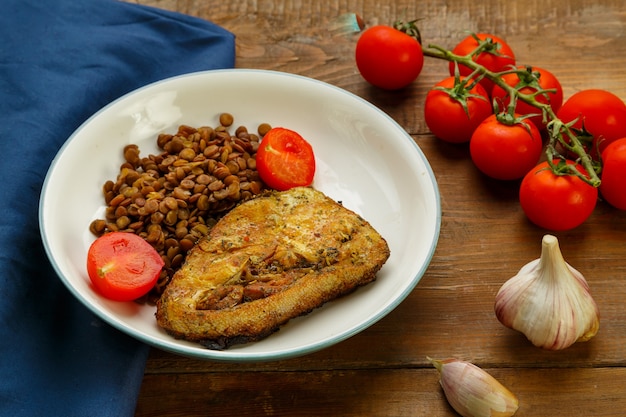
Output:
[[422, 39, 601, 187]]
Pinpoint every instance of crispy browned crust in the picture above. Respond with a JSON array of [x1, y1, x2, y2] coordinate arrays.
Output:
[[155, 186, 390, 349]]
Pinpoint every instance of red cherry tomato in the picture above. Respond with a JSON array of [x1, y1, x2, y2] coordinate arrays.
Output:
[[557, 89, 626, 156], [599, 137, 626, 210], [470, 114, 543, 181], [356, 25, 424, 90], [519, 160, 598, 231], [449, 33, 516, 93], [491, 66, 563, 130], [87, 232, 164, 301], [424, 76, 492, 144], [256, 127, 316, 191]]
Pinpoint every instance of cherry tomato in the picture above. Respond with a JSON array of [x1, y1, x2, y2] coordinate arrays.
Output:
[[470, 114, 543, 180], [355, 25, 424, 90], [557, 89, 626, 156], [599, 137, 626, 210], [519, 160, 598, 231], [424, 76, 492, 144], [87, 232, 164, 301], [256, 127, 316, 191], [491, 66, 563, 130], [449, 33, 516, 93]]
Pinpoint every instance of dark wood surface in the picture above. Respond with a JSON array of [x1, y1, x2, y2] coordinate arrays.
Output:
[[131, 1, 626, 415]]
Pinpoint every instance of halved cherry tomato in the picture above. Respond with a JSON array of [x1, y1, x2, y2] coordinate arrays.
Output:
[[449, 33, 516, 93], [491, 66, 563, 130], [87, 232, 164, 301], [519, 160, 598, 231], [256, 127, 316, 191]]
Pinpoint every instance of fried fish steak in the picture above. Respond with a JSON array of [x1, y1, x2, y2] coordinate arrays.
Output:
[[155, 186, 390, 349]]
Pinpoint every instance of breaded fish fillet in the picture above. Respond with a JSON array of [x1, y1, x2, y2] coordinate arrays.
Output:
[[156, 186, 390, 349]]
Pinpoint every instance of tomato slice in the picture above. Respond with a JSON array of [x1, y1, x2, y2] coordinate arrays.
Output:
[[255, 127, 316, 191], [86, 232, 164, 301]]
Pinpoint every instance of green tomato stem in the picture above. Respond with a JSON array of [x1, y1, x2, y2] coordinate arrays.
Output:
[[423, 43, 601, 187]]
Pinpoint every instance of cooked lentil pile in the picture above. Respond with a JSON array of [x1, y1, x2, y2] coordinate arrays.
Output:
[[89, 114, 268, 299]]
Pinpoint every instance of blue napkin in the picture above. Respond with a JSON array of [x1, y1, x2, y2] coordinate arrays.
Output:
[[0, 0, 234, 415]]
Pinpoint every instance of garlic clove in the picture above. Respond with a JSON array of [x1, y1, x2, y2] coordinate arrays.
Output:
[[428, 357, 519, 417], [494, 234, 600, 350]]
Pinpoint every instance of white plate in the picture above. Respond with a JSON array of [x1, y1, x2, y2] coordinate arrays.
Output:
[[39, 69, 440, 361]]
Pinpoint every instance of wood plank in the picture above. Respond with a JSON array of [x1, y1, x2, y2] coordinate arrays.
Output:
[[135, 368, 626, 417]]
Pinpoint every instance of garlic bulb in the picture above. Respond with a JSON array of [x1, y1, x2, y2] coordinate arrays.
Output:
[[428, 357, 519, 417], [494, 234, 600, 350]]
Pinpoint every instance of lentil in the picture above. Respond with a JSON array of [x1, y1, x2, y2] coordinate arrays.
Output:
[[219, 112, 234, 127], [90, 117, 272, 300], [257, 122, 272, 137]]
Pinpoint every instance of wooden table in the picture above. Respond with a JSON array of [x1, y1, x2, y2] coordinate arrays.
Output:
[[132, 1, 626, 415]]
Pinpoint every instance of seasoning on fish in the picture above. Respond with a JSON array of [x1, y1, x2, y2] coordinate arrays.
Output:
[[156, 186, 390, 349]]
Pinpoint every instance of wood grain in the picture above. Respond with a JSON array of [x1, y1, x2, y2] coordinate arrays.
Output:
[[130, 1, 626, 415], [137, 368, 626, 416]]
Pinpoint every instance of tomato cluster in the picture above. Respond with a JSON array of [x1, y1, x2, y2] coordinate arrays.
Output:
[[424, 33, 626, 231], [355, 26, 626, 231], [424, 35, 561, 182]]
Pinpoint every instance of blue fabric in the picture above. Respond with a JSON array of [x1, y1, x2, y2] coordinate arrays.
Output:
[[0, 0, 235, 415]]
